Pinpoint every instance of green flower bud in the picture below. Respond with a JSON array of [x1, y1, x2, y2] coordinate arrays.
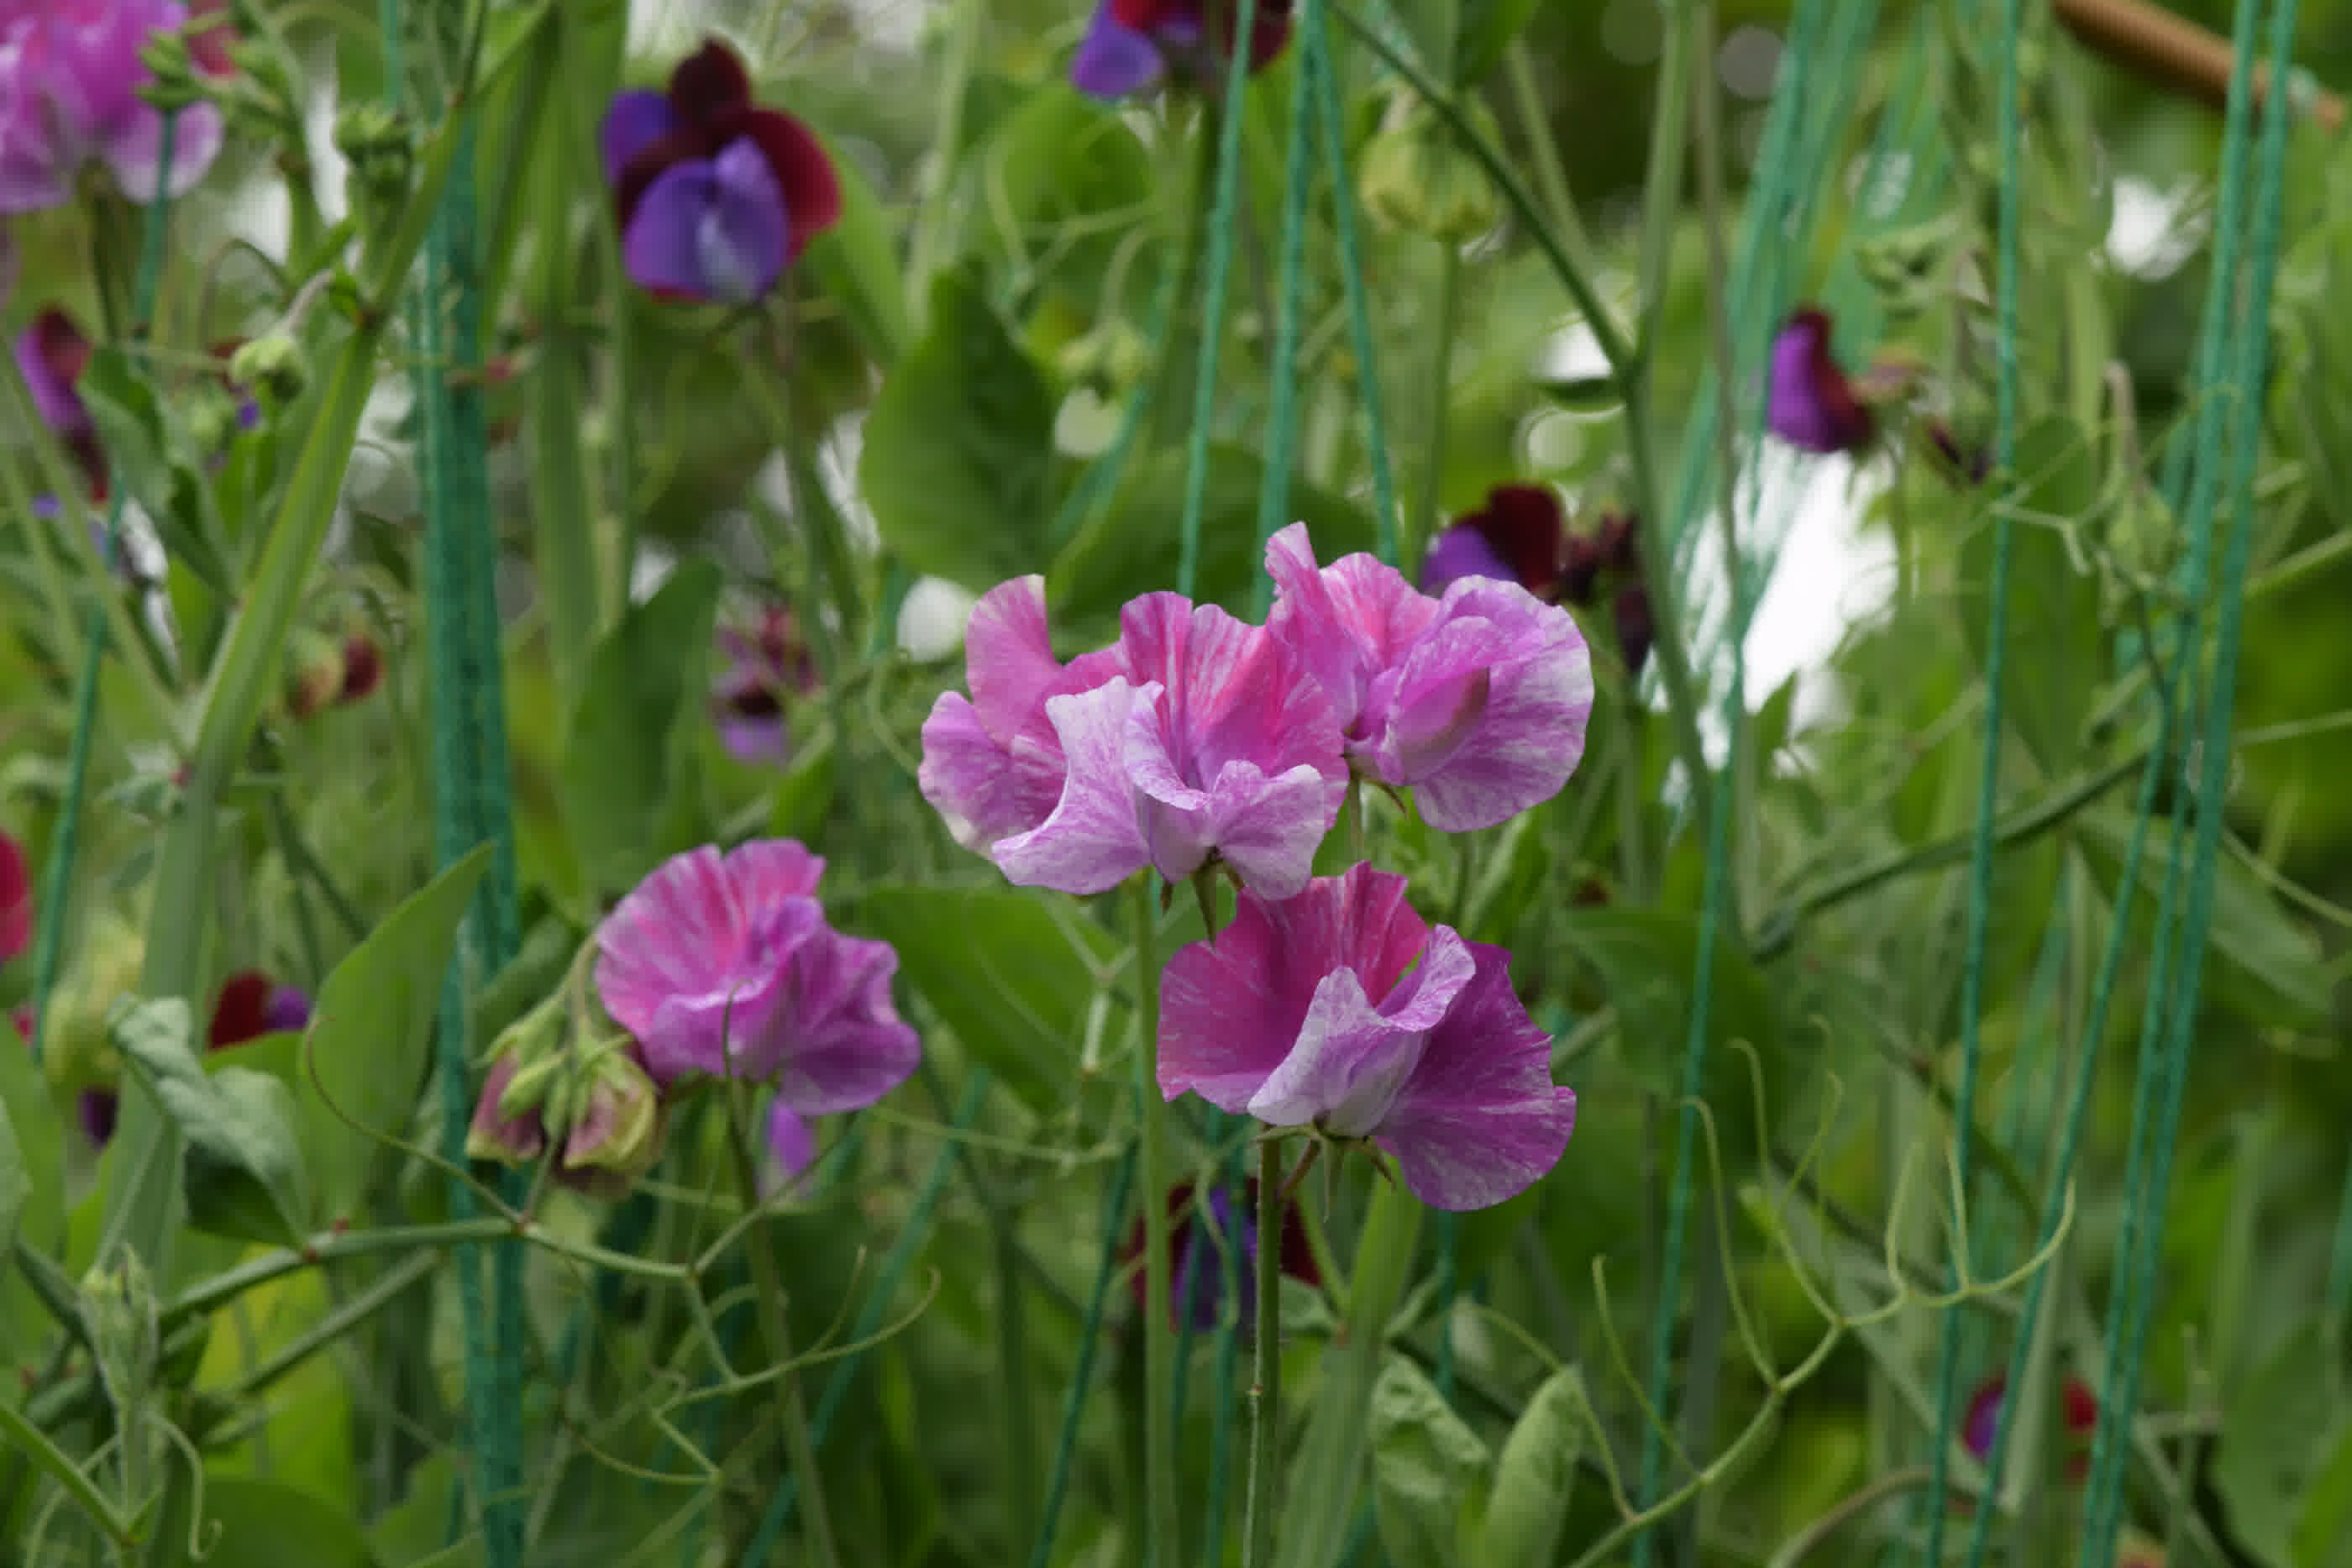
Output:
[[41, 912, 146, 1093], [1358, 94, 1506, 245], [226, 39, 298, 114], [80, 1251, 160, 1422], [228, 332, 309, 406], [556, 1045, 665, 1199], [334, 103, 415, 210], [135, 31, 207, 114], [184, 387, 241, 456]]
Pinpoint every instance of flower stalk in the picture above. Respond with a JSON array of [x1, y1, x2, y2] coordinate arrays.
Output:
[[1242, 1136, 1285, 1568], [1131, 873, 1179, 1568]]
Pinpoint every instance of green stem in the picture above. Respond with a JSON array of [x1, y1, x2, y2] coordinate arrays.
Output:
[[1405, 243, 1461, 571], [1132, 875, 1179, 1568], [722, 1086, 841, 1568], [215, 1250, 440, 1406], [0, 1402, 133, 1550], [1242, 1140, 1285, 1568]]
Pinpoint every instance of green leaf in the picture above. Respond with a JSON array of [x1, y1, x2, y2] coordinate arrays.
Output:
[[0, 1092, 26, 1291], [300, 845, 496, 1216], [1956, 415, 2103, 775], [560, 559, 724, 897], [368, 1454, 486, 1568], [184, 1476, 381, 1568], [858, 271, 1057, 591], [975, 85, 1154, 303], [854, 884, 1118, 1116], [1559, 907, 1786, 1172], [1455, 0, 1543, 83], [76, 346, 234, 594], [765, 727, 838, 844], [1369, 1354, 1490, 1568], [1477, 1368, 1583, 1568], [2295, 1416, 2352, 1568], [2072, 809, 2332, 1027], [803, 123, 910, 364], [2215, 1322, 2343, 1568], [0, 1011, 62, 1271], [1047, 443, 1380, 625], [109, 997, 309, 1246]]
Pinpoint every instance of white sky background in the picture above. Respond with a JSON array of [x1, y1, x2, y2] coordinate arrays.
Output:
[[218, 2, 2204, 682]]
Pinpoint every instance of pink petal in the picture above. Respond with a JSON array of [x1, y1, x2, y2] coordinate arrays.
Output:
[[917, 692, 1064, 854], [1374, 941, 1576, 1210], [722, 836, 826, 907], [1244, 928, 1474, 1131], [1384, 579, 1593, 831], [1158, 863, 1432, 1110], [96, 97, 222, 202], [991, 679, 1152, 894], [764, 1101, 816, 1187], [1265, 522, 1441, 742], [761, 927, 921, 1113], [963, 575, 1068, 743]]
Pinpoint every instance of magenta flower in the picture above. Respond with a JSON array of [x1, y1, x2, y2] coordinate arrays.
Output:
[[600, 37, 842, 304], [0, 0, 228, 212], [1, 828, 28, 964], [1265, 522, 1593, 833], [595, 840, 921, 1120], [711, 605, 818, 767], [1073, 0, 1293, 101], [762, 1098, 816, 1195], [917, 578, 1347, 899], [1766, 307, 1873, 455], [1158, 863, 1575, 1210], [207, 968, 312, 1046]]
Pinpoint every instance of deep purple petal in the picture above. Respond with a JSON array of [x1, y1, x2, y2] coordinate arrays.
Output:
[[717, 702, 790, 766], [1373, 940, 1575, 1210], [991, 678, 1153, 894], [1158, 863, 1433, 1111], [760, 927, 920, 1113], [601, 90, 676, 186], [1420, 523, 1515, 595], [620, 143, 787, 302], [1767, 308, 1873, 455], [1072, 1, 1165, 100], [764, 1100, 816, 1183], [15, 309, 95, 438], [711, 105, 841, 259], [264, 985, 312, 1035]]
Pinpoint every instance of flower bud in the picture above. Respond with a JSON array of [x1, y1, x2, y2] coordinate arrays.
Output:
[[228, 333, 308, 406], [283, 627, 346, 721], [334, 103, 415, 210], [136, 31, 208, 114], [80, 1250, 160, 1420], [184, 386, 243, 458], [1358, 94, 1505, 245], [39, 913, 146, 1093], [466, 1055, 549, 1164], [555, 1045, 665, 1199]]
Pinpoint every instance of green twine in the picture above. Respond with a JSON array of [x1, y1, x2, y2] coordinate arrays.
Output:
[[1248, 0, 1324, 616], [741, 1075, 990, 1566], [1310, 1, 1399, 564], [2080, 8, 2299, 1566], [1031, 1144, 1138, 1568], [25, 109, 179, 1071], [1173, 0, 1265, 600], [1915, 0, 2028, 1556]]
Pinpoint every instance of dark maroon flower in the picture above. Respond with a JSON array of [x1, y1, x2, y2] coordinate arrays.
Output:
[[13, 308, 108, 501], [0, 828, 29, 965], [1962, 1373, 2100, 1477], [1612, 585, 1653, 678], [1422, 484, 1567, 599], [1074, 0, 1293, 100], [208, 969, 312, 1049], [1123, 1178, 1319, 1333], [1767, 307, 1873, 456], [598, 38, 842, 303], [338, 636, 382, 703]]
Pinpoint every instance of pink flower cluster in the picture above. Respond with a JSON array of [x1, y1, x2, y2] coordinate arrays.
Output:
[[0, 0, 231, 215], [918, 524, 1591, 1209]]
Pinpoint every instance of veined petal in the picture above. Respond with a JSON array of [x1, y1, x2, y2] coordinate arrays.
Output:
[[963, 575, 1067, 743], [1373, 939, 1575, 1210], [759, 928, 920, 1111], [917, 692, 1064, 853], [1265, 522, 1441, 739], [991, 678, 1152, 894], [1244, 928, 1473, 1132]]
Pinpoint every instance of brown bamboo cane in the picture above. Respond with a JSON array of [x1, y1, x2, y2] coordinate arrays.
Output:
[[2051, 0, 2344, 132]]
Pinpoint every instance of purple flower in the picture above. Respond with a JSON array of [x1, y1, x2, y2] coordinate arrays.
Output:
[[1073, 0, 1294, 101], [712, 606, 818, 767], [13, 307, 110, 501], [1265, 522, 1593, 833], [1420, 485, 1567, 599], [208, 969, 311, 1047], [1158, 863, 1576, 1210], [917, 577, 1347, 899], [0, 0, 228, 212], [1122, 1178, 1320, 1331], [1961, 1374, 2099, 1474], [1766, 307, 1874, 455], [600, 37, 843, 303], [761, 1098, 816, 1197], [594, 840, 921, 1121], [0, 828, 28, 965]]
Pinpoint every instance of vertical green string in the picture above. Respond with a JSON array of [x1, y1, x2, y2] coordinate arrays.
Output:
[[1173, 0, 1263, 600], [2082, 8, 2297, 1566], [1915, 0, 2026, 1555], [1310, 3, 1399, 564], [25, 110, 179, 1070], [1249, 0, 1324, 618], [1031, 1144, 1138, 1568]]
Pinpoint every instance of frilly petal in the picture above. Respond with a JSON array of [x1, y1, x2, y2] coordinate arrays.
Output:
[[991, 678, 1152, 894]]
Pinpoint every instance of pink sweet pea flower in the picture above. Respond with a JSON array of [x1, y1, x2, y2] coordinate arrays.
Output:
[[0, 0, 229, 212], [917, 577, 1347, 899], [1157, 863, 1576, 1211], [594, 840, 921, 1120], [1264, 522, 1593, 833]]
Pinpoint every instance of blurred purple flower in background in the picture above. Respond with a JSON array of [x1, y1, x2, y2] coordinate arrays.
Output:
[[13, 307, 110, 501], [1073, 0, 1293, 101], [712, 605, 818, 766], [1158, 863, 1576, 1210], [601, 36, 842, 303], [1766, 306, 1874, 455], [1122, 1178, 1320, 1331], [0, 0, 230, 212]]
